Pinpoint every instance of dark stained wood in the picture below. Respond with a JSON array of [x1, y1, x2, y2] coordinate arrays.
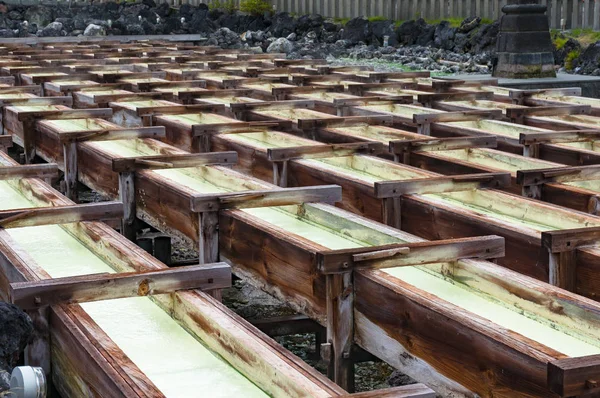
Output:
[[374, 173, 511, 197], [548, 355, 600, 397], [342, 384, 435, 398], [11, 263, 231, 309], [0, 163, 58, 180], [0, 202, 123, 228], [268, 142, 385, 161], [112, 151, 238, 172]]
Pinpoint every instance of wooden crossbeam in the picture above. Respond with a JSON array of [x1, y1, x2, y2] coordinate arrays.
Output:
[[548, 355, 600, 397], [0, 201, 123, 229], [186, 88, 254, 98], [340, 384, 436, 398], [271, 85, 345, 97], [91, 92, 171, 103], [506, 105, 591, 121], [517, 165, 600, 186], [417, 91, 494, 105], [430, 78, 498, 92], [0, 96, 73, 107], [519, 130, 600, 145], [412, 110, 503, 124], [112, 151, 238, 172], [18, 108, 113, 121], [509, 88, 582, 100], [10, 262, 231, 310], [0, 163, 58, 181], [230, 100, 315, 113], [390, 136, 498, 155], [58, 126, 166, 143], [137, 79, 207, 91], [317, 236, 505, 274], [332, 96, 413, 107], [267, 142, 385, 161], [134, 103, 225, 116], [0, 135, 12, 152], [0, 85, 41, 95], [190, 185, 342, 212], [374, 172, 511, 198], [297, 116, 392, 130], [191, 121, 292, 135]]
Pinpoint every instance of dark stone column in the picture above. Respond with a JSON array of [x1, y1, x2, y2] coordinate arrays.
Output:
[[493, 0, 556, 78]]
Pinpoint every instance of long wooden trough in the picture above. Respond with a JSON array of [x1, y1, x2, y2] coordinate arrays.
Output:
[[7, 38, 600, 398]]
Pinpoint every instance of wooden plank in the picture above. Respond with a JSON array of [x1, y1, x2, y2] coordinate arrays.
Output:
[[541, 227, 600, 253], [548, 355, 600, 397], [332, 96, 413, 107], [417, 92, 494, 105], [267, 142, 385, 161], [517, 164, 600, 186], [509, 88, 582, 101], [390, 136, 498, 156], [11, 263, 231, 310], [191, 121, 293, 135], [412, 110, 503, 124], [341, 384, 435, 397], [519, 130, 600, 145], [0, 135, 12, 152], [0, 163, 58, 181], [506, 105, 591, 121], [63, 142, 78, 201], [431, 79, 498, 92], [230, 100, 315, 113], [190, 185, 342, 212], [18, 108, 113, 121], [58, 126, 166, 143], [0, 85, 41, 95], [0, 202, 123, 229], [118, 171, 136, 242], [374, 173, 511, 198], [317, 236, 505, 274], [133, 103, 225, 116], [112, 152, 238, 172], [0, 96, 72, 107], [297, 116, 393, 130]]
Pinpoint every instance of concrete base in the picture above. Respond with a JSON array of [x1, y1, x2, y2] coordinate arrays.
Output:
[[448, 73, 600, 98]]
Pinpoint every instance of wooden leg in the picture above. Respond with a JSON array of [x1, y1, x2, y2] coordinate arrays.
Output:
[[382, 197, 401, 229], [548, 251, 577, 292], [523, 143, 540, 158], [199, 211, 222, 300], [272, 161, 288, 187], [417, 123, 431, 136], [197, 134, 211, 153], [118, 171, 137, 242], [22, 119, 36, 164], [63, 142, 78, 202], [141, 115, 153, 126], [326, 273, 354, 392], [25, 307, 51, 389]]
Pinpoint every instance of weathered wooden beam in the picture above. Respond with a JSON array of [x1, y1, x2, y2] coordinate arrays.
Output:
[[18, 108, 113, 122], [317, 236, 505, 274], [548, 355, 600, 398], [297, 116, 393, 130], [230, 100, 315, 113], [0, 96, 73, 107], [542, 227, 600, 291], [112, 152, 238, 172], [0, 135, 12, 152], [374, 172, 511, 198], [431, 78, 498, 92], [390, 136, 498, 164], [341, 384, 436, 398], [134, 103, 225, 116], [190, 185, 342, 212], [517, 165, 600, 188], [89, 92, 170, 104], [417, 91, 494, 106], [58, 126, 166, 143], [412, 109, 503, 124], [0, 85, 41, 95], [519, 130, 600, 145], [509, 87, 582, 104], [267, 142, 385, 162], [507, 105, 591, 123], [271, 85, 346, 97], [0, 202, 123, 229], [63, 141, 77, 201], [10, 263, 231, 310], [332, 96, 413, 107], [0, 163, 58, 181], [191, 121, 292, 136]]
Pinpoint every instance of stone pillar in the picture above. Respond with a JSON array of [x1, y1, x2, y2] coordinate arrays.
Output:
[[493, 0, 556, 78]]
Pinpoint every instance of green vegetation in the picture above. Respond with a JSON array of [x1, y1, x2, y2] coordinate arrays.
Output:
[[208, 0, 238, 13], [553, 36, 568, 50], [565, 49, 581, 71], [425, 17, 464, 27], [552, 28, 600, 47], [367, 16, 388, 22], [333, 17, 350, 25], [240, 0, 272, 15]]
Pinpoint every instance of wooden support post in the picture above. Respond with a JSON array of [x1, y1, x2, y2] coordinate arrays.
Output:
[[548, 355, 600, 397], [198, 211, 221, 301], [25, 307, 51, 386], [542, 227, 600, 291], [272, 160, 289, 187], [62, 142, 78, 202], [0, 135, 12, 153], [22, 119, 36, 164], [326, 272, 354, 392], [118, 171, 136, 242]]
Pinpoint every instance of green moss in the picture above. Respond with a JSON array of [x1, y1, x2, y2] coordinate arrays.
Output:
[[425, 17, 464, 28], [334, 17, 350, 25], [208, 0, 238, 13], [553, 36, 568, 50], [480, 18, 494, 25], [240, 0, 271, 15], [565, 49, 581, 71], [367, 16, 388, 22]]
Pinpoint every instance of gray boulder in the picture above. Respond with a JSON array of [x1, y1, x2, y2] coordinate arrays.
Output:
[[83, 23, 105, 37], [434, 21, 456, 50], [0, 303, 33, 390], [342, 17, 371, 45], [40, 21, 63, 37], [24, 5, 53, 29], [267, 37, 293, 54]]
